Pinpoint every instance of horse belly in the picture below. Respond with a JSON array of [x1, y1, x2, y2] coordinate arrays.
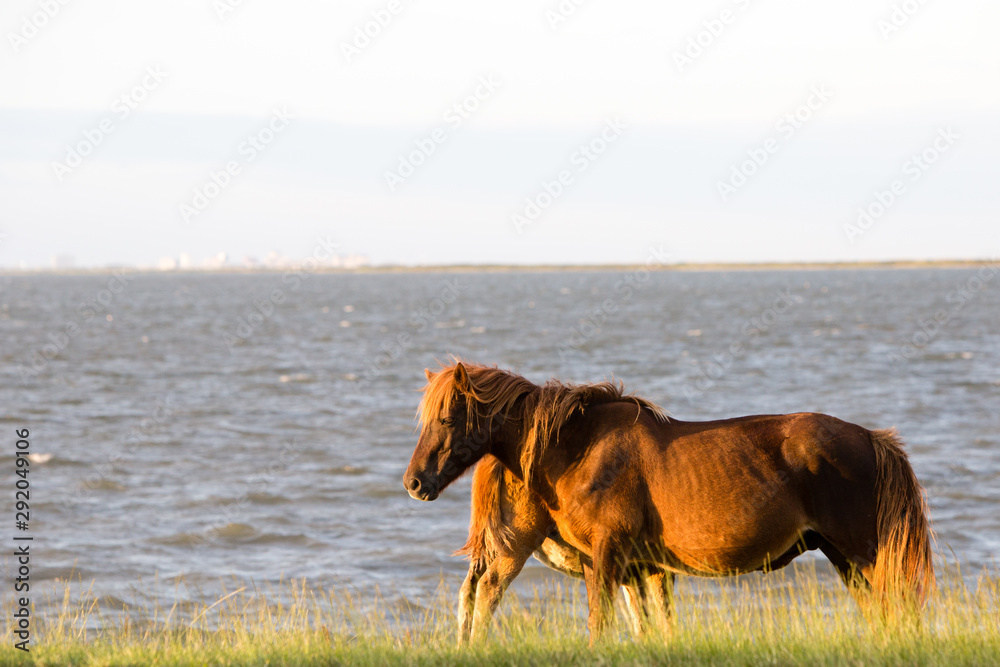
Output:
[[533, 535, 586, 578], [657, 498, 809, 575]]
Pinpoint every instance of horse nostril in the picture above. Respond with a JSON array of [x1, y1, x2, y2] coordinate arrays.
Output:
[[406, 476, 421, 493]]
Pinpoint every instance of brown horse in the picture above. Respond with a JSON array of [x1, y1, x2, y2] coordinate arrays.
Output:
[[457, 455, 674, 644], [405, 362, 934, 643]]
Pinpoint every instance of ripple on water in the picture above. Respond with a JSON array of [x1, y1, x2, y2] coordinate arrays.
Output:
[[360, 485, 409, 500], [81, 479, 127, 492], [149, 531, 210, 548], [33, 565, 94, 582], [321, 465, 369, 476], [279, 373, 313, 383], [94, 595, 131, 610], [245, 491, 290, 505], [151, 524, 324, 549]]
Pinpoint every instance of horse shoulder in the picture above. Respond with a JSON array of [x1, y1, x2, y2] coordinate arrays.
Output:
[[549, 405, 657, 543]]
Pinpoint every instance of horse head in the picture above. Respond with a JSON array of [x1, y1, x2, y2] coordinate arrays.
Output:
[[404, 362, 495, 501]]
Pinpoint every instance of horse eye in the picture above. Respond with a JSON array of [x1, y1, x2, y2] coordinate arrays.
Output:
[[440, 417, 455, 426]]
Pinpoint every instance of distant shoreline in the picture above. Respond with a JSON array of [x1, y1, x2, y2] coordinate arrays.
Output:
[[1, 258, 996, 276]]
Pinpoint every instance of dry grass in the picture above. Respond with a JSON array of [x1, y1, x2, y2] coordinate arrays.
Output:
[[3, 562, 998, 666]]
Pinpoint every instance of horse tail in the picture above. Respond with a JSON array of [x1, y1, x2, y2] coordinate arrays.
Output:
[[868, 428, 935, 607], [453, 455, 514, 568]]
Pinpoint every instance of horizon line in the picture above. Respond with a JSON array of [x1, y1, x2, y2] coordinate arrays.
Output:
[[2, 257, 997, 277]]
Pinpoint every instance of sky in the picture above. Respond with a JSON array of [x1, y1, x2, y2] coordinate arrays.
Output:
[[0, 0, 998, 268]]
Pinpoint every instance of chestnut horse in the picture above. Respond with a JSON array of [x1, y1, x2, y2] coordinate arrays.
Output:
[[405, 362, 934, 643], [458, 455, 674, 644]]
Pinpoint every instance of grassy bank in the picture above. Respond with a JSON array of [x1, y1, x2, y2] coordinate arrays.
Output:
[[3, 566, 998, 666]]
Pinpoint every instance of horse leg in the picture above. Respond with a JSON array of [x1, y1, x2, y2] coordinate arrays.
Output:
[[823, 534, 926, 625], [456, 560, 484, 646], [620, 576, 646, 637], [620, 566, 674, 637], [818, 537, 874, 612], [584, 537, 630, 644], [642, 569, 675, 636], [469, 551, 532, 642], [820, 540, 871, 591]]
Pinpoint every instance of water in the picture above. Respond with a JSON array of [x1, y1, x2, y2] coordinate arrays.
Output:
[[1, 267, 998, 615]]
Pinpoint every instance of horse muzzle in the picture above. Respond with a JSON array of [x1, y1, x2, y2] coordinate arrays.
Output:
[[403, 474, 439, 501]]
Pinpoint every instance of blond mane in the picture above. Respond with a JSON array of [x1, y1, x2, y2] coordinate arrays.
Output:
[[417, 361, 667, 484], [453, 455, 514, 566]]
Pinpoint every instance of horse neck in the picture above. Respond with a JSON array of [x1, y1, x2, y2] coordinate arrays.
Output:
[[486, 396, 574, 506], [485, 404, 528, 481]]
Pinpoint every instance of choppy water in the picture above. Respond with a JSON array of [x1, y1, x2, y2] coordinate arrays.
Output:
[[1, 267, 998, 615]]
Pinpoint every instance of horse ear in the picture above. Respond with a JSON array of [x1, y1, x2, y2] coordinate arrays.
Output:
[[424, 368, 435, 381], [453, 362, 470, 392]]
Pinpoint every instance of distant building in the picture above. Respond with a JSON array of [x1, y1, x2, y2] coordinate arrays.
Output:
[[203, 252, 228, 269], [189, 250, 368, 271], [263, 250, 295, 268], [339, 254, 371, 269], [51, 254, 75, 270]]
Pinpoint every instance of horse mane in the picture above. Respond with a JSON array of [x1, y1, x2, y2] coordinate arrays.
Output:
[[417, 361, 668, 485], [417, 361, 536, 432], [453, 455, 514, 567]]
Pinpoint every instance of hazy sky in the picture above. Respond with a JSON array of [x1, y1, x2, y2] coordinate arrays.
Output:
[[1, 0, 998, 267]]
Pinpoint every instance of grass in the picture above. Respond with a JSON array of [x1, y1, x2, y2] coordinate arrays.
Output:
[[2, 564, 998, 666]]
